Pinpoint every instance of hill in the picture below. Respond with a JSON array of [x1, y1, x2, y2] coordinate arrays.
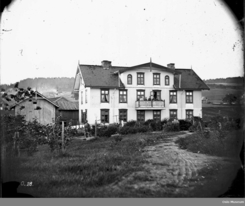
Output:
[[204, 77, 244, 88], [0, 77, 76, 101]]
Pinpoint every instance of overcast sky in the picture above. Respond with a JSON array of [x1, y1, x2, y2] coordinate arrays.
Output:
[[0, 0, 243, 84]]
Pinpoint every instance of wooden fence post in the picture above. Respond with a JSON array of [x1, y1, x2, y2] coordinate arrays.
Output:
[[61, 121, 65, 153], [16, 131, 20, 157], [95, 120, 97, 138]]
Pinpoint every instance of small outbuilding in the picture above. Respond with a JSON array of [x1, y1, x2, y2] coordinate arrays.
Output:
[[12, 91, 59, 125], [48, 97, 79, 126]]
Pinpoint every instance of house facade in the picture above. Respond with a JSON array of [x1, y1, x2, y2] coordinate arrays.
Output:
[[73, 60, 209, 125]]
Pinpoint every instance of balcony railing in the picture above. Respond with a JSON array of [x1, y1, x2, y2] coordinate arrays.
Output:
[[135, 100, 165, 109]]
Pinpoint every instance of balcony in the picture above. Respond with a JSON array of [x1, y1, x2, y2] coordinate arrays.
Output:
[[135, 100, 165, 110]]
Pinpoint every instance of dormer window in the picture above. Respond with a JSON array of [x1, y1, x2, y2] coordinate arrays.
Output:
[[165, 75, 170, 85], [127, 74, 132, 85]]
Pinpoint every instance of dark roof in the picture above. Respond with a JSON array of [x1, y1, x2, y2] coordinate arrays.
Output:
[[48, 97, 62, 102], [11, 91, 59, 108], [78, 62, 179, 88], [48, 97, 79, 110], [77, 62, 207, 90], [174, 69, 210, 90], [56, 101, 79, 110], [79, 65, 126, 88]]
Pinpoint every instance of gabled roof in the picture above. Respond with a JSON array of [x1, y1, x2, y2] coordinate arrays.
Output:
[[77, 64, 126, 88], [116, 62, 177, 74], [174, 69, 210, 90], [11, 91, 59, 108], [55, 101, 79, 110], [74, 61, 208, 90], [48, 97, 79, 110]]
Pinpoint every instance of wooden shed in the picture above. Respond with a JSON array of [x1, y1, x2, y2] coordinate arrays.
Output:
[[12, 92, 59, 125], [48, 97, 79, 126]]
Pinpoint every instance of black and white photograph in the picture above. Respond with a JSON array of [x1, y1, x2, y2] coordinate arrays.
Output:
[[0, 0, 244, 205]]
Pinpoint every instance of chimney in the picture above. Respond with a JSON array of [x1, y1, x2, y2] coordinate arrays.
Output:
[[167, 63, 175, 69], [101, 60, 111, 69]]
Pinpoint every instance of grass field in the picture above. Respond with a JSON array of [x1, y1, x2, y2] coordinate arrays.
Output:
[[3, 132, 185, 197], [202, 88, 243, 102], [202, 105, 243, 121]]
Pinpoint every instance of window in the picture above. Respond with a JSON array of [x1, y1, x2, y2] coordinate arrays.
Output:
[[81, 91, 83, 104], [170, 109, 177, 120], [170, 91, 177, 103], [137, 110, 145, 122], [165, 75, 170, 85], [119, 109, 127, 122], [186, 110, 193, 120], [85, 90, 87, 103], [119, 90, 127, 103], [137, 90, 145, 100], [101, 89, 109, 103], [101, 109, 109, 123], [153, 110, 161, 121], [127, 74, 132, 85], [153, 90, 161, 100], [137, 73, 144, 85], [186, 91, 193, 103], [153, 73, 160, 85]]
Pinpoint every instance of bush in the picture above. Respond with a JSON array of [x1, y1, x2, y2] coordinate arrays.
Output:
[[118, 126, 137, 135], [97, 124, 119, 137], [137, 125, 149, 133], [179, 120, 192, 131], [163, 121, 180, 132], [144, 119, 162, 131], [124, 120, 137, 127], [161, 118, 168, 125], [175, 131, 241, 157]]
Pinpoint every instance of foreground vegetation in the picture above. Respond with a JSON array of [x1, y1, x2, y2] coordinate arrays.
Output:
[[3, 132, 184, 197], [175, 130, 243, 157], [176, 114, 243, 158]]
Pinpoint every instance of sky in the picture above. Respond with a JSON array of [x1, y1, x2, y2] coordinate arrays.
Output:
[[0, 0, 243, 85]]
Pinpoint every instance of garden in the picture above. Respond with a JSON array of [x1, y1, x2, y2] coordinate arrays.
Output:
[[1, 112, 243, 197]]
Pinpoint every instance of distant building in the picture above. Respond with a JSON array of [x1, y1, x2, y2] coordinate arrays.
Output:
[[73, 60, 210, 124], [48, 97, 79, 126]]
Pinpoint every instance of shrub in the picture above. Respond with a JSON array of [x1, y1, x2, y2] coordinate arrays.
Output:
[[144, 119, 162, 131], [161, 118, 168, 125], [124, 120, 137, 127], [175, 131, 241, 157], [137, 125, 149, 133], [179, 120, 192, 131], [163, 121, 180, 132], [96, 124, 119, 137], [105, 125, 119, 137], [118, 126, 137, 135]]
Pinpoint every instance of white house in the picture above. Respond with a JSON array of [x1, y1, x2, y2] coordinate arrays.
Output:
[[72, 60, 209, 124]]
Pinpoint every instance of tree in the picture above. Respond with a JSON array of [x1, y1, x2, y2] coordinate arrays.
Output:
[[222, 94, 237, 105], [0, 82, 41, 111]]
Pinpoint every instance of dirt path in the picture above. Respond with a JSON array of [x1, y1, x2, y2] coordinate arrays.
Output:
[[107, 132, 241, 197]]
